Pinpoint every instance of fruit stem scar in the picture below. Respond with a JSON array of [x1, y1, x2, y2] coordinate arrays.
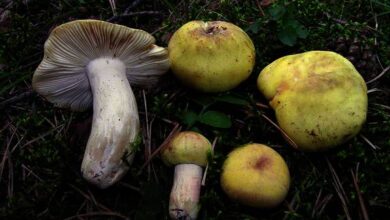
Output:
[[206, 26, 215, 34]]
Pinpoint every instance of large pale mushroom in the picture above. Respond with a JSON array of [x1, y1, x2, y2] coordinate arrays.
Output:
[[32, 19, 170, 188]]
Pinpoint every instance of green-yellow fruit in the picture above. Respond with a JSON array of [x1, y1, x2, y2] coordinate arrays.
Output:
[[168, 20, 255, 92], [220, 143, 290, 208], [257, 51, 368, 151], [161, 131, 212, 167]]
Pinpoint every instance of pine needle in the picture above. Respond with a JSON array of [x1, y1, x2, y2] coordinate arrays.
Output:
[[201, 137, 218, 186], [359, 134, 380, 150], [326, 158, 351, 220], [351, 163, 370, 220], [366, 65, 390, 84], [137, 123, 181, 175], [260, 113, 299, 149]]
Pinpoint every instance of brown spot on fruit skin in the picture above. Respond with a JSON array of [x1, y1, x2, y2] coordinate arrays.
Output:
[[205, 26, 216, 34], [254, 157, 271, 170], [190, 21, 231, 38], [276, 81, 290, 94]]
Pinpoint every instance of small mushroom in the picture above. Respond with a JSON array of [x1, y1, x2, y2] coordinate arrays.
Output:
[[32, 20, 170, 188], [161, 131, 212, 220], [221, 143, 290, 208]]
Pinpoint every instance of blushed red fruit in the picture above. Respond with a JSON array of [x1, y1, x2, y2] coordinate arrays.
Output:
[[221, 143, 290, 208]]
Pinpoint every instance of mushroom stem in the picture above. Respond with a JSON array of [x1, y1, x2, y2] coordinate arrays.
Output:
[[169, 164, 203, 220], [81, 57, 139, 188]]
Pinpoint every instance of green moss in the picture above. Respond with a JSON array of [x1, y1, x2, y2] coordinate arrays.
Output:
[[130, 133, 143, 153]]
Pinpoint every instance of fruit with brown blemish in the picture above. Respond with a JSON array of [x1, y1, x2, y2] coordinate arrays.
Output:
[[220, 143, 290, 208], [257, 51, 367, 151], [168, 20, 255, 92], [161, 131, 212, 220]]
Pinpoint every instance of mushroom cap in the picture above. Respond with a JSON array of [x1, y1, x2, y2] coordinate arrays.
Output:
[[220, 143, 290, 208], [257, 51, 367, 151], [168, 20, 255, 92], [161, 131, 212, 167], [32, 19, 170, 111]]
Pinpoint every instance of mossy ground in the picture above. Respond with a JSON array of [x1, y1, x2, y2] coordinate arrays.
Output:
[[1, 0, 389, 219]]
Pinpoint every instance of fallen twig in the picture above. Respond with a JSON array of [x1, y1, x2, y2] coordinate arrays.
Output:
[[366, 65, 390, 84], [151, 24, 169, 35], [201, 137, 218, 186], [124, 0, 144, 13], [326, 158, 351, 220], [109, 0, 117, 16], [359, 134, 380, 150], [142, 90, 152, 179], [107, 11, 162, 22], [351, 164, 370, 220], [255, 0, 266, 16], [312, 189, 333, 218], [137, 122, 181, 175], [367, 88, 386, 94], [312, 189, 323, 217], [324, 12, 348, 25], [20, 124, 64, 149], [283, 191, 299, 220], [255, 102, 270, 109], [0, 126, 16, 183], [64, 211, 129, 220], [317, 194, 333, 216], [118, 182, 141, 192], [260, 113, 298, 149], [7, 151, 13, 198], [0, 120, 11, 133], [69, 184, 112, 212], [21, 164, 43, 182], [373, 103, 390, 110], [0, 90, 34, 109], [324, 12, 377, 32]]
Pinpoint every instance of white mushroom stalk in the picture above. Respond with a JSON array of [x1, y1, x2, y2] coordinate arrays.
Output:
[[169, 164, 203, 220], [161, 131, 212, 220], [81, 58, 138, 187], [32, 20, 170, 188]]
